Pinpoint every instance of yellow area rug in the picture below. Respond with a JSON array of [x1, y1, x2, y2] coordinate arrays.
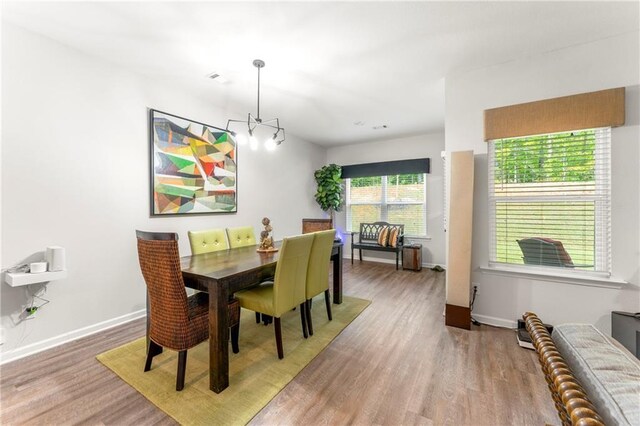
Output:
[[97, 296, 370, 425]]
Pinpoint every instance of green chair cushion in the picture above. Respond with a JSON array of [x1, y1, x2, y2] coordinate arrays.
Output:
[[227, 226, 257, 248], [235, 283, 275, 316], [235, 234, 314, 318], [188, 228, 229, 255]]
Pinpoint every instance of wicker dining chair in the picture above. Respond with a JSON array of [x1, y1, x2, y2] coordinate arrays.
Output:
[[135, 230, 240, 391]]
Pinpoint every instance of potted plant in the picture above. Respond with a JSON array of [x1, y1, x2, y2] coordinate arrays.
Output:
[[314, 164, 344, 223]]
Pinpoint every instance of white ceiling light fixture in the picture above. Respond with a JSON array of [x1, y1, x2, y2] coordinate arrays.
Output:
[[226, 59, 285, 151]]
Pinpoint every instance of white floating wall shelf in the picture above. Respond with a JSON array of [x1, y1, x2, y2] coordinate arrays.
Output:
[[4, 270, 67, 287]]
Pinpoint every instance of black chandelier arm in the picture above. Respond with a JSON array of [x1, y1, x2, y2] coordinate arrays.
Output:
[[225, 59, 285, 146], [276, 128, 286, 144], [225, 118, 248, 134]]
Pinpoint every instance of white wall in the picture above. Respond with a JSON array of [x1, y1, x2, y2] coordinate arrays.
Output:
[[445, 31, 640, 334], [326, 133, 446, 267], [0, 23, 326, 361]]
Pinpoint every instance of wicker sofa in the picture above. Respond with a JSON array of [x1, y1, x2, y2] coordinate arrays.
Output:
[[523, 312, 640, 426]]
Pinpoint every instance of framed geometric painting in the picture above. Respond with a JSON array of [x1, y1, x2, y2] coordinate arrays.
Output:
[[149, 109, 237, 216]]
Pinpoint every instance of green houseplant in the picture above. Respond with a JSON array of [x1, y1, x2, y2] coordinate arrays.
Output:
[[314, 164, 344, 220]]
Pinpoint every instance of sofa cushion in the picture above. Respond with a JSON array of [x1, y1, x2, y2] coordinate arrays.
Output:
[[388, 227, 399, 248], [553, 324, 640, 426], [377, 226, 389, 246]]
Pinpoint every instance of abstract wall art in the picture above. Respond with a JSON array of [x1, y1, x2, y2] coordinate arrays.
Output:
[[149, 109, 237, 216]]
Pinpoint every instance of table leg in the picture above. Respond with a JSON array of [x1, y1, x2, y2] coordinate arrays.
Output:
[[332, 244, 343, 304], [208, 280, 229, 393]]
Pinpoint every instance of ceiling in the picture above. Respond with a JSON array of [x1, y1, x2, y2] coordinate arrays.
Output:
[[2, 1, 639, 147]]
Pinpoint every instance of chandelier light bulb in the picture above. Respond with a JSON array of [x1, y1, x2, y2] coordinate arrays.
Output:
[[234, 133, 247, 146], [265, 137, 277, 151], [249, 133, 259, 151]]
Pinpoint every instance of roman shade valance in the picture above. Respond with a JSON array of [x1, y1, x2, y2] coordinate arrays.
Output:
[[484, 87, 625, 141], [341, 158, 430, 178]]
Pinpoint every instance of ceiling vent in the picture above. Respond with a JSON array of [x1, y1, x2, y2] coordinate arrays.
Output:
[[206, 72, 228, 84]]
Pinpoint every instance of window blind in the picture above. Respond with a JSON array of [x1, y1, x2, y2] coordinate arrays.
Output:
[[346, 173, 427, 236], [488, 128, 611, 275]]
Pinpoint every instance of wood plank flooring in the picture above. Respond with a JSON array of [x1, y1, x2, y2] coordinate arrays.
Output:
[[0, 261, 558, 425]]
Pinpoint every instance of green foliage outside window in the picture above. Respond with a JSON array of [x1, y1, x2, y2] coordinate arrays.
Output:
[[494, 130, 595, 184], [348, 173, 426, 235], [492, 130, 599, 268]]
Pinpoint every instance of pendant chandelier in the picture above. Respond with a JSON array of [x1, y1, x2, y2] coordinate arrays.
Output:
[[226, 59, 285, 151]]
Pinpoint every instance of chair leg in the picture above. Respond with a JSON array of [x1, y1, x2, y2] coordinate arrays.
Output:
[[300, 303, 308, 339], [324, 289, 333, 321], [263, 314, 273, 325], [144, 340, 163, 372], [396, 251, 399, 270], [255, 312, 261, 324], [306, 299, 314, 336], [176, 350, 187, 391], [359, 248, 362, 262], [274, 317, 284, 359], [351, 245, 354, 264], [231, 322, 240, 354]]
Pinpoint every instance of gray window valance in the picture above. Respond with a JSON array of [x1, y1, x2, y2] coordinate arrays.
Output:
[[341, 158, 430, 179]]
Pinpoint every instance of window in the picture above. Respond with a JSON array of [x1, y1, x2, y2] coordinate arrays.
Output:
[[346, 173, 426, 236], [488, 128, 611, 275]]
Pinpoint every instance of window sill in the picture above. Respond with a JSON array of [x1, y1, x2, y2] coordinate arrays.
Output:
[[478, 265, 627, 289], [406, 235, 432, 241]]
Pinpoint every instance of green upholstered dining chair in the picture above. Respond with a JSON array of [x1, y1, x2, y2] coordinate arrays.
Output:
[[135, 230, 240, 391], [226, 226, 263, 324], [188, 228, 229, 255], [234, 233, 314, 359], [304, 229, 336, 336], [226, 226, 257, 249]]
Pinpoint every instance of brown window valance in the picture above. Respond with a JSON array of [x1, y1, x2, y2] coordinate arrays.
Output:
[[484, 87, 625, 141]]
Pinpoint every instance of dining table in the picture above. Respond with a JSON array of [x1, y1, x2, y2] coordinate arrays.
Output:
[[177, 239, 343, 393]]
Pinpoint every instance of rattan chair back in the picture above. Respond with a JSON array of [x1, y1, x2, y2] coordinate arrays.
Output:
[[136, 230, 194, 350]]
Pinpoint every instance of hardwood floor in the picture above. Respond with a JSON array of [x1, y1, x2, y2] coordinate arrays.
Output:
[[0, 262, 558, 425]]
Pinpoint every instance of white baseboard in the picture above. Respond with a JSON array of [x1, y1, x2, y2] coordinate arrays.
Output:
[[0, 309, 146, 365], [472, 313, 516, 329], [342, 253, 446, 270]]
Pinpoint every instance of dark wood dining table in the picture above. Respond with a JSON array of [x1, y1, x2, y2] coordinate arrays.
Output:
[[178, 240, 343, 393]]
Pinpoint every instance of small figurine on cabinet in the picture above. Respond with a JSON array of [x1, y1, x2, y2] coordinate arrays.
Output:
[[257, 217, 277, 252]]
